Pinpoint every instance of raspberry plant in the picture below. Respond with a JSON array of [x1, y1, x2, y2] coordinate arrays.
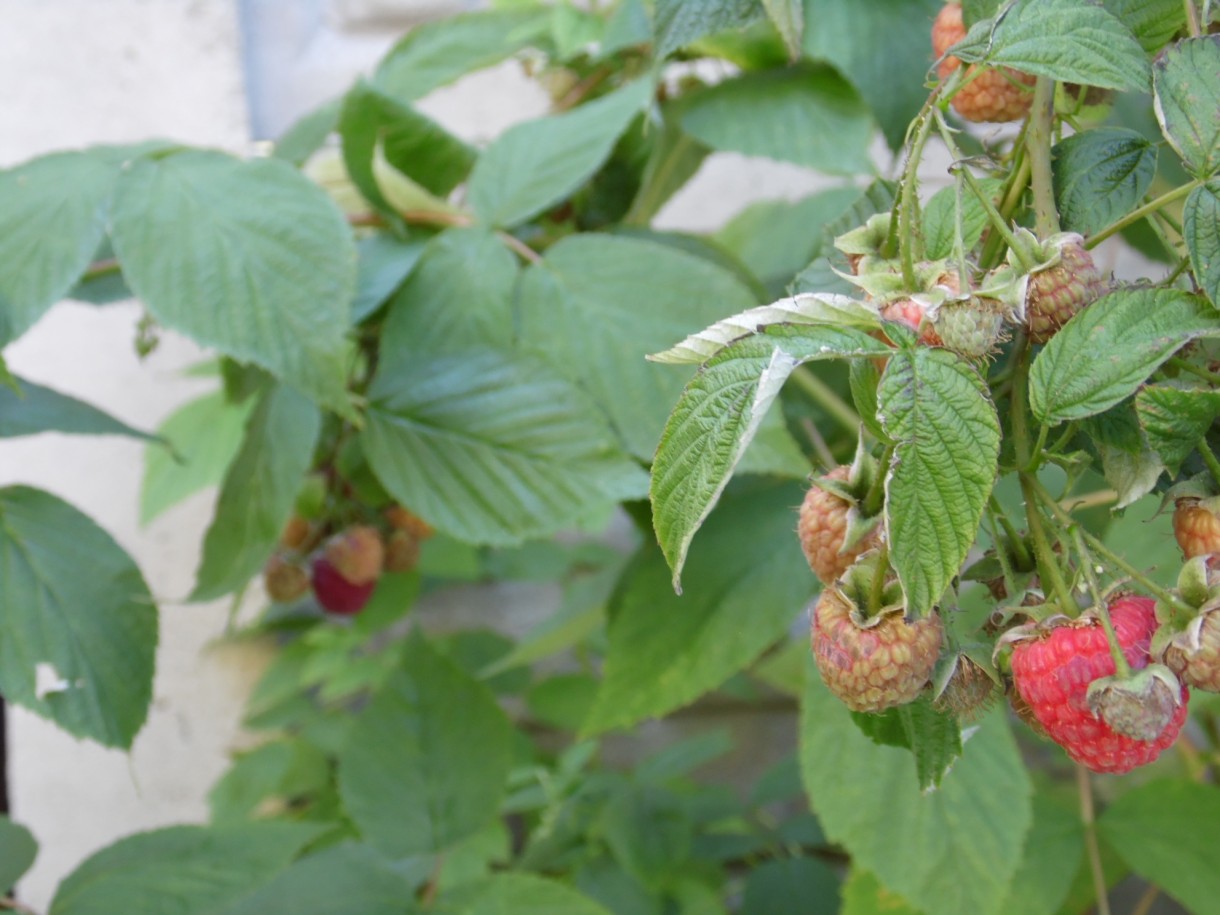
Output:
[[2, 1, 1220, 913]]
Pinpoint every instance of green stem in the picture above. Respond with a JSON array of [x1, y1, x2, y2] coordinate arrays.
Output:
[[1027, 77, 1060, 237], [980, 151, 1033, 270], [1185, 0, 1203, 36], [1020, 473, 1077, 613], [1086, 181, 1200, 248], [789, 366, 861, 435], [1169, 357, 1220, 385], [1197, 436, 1220, 489], [988, 495, 1033, 571], [1076, 764, 1113, 915], [897, 112, 936, 288], [1071, 527, 1132, 676], [862, 444, 894, 518], [1010, 331, 1077, 612], [1028, 474, 1195, 616]]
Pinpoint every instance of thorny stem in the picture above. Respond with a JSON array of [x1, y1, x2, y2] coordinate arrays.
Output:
[[1086, 181, 1200, 248], [799, 417, 837, 470], [936, 112, 1035, 270], [1131, 884, 1161, 915], [1197, 436, 1220, 489], [1076, 764, 1113, 915], [1026, 77, 1060, 237], [1185, 0, 1203, 37], [789, 367, 862, 436], [1010, 333, 1076, 611], [980, 150, 1033, 270], [1071, 526, 1133, 676]]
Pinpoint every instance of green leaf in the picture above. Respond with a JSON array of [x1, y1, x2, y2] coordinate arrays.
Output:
[[467, 80, 652, 228], [519, 233, 761, 460], [840, 870, 921, 915], [190, 385, 321, 601], [0, 816, 37, 892], [1153, 36, 1220, 177], [1029, 288, 1220, 425], [338, 81, 476, 215], [1099, 779, 1220, 915], [338, 633, 511, 857], [679, 68, 874, 175], [1103, 0, 1185, 53], [208, 738, 330, 825], [0, 486, 156, 748], [654, 0, 766, 58], [801, 672, 1032, 915], [714, 188, 862, 294], [993, 793, 1082, 915], [454, 874, 611, 915], [922, 178, 1005, 260], [351, 233, 427, 323], [600, 786, 693, 888], [380, 228, 517, 355], [218, 843, 417, 915], [854, 698, 964, 791], [141, 390, 254, 525], [374, 8, 550, 101], [49, 823, 322, 915], [1185, 179, 1220, 306], [0, 150, 123, 344], [1082, 404, 1163, 508], [1052, 128, 1157, 237], [0, 376, 157, 443], [762, 0, 804, 58], [651, 324, 889, 586], [802, 0, 944, 150], [110, 151, 356, 411], [1136, 382, 1220, 474], [741, 857, 841, 914], [585, 481, 818, 733], [364, 347, 645, 546], [879, 349, 1000, 618], [272, 96, 342, 167], [954, 0, 1150, 91]]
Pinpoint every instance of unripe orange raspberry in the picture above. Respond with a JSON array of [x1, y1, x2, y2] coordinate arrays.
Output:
[[797, 467, 880, 585], [932, 3, 1035, 123], [263, 554, 310, 603], [323, 525, 385, 585], [1173, 498, 1220, 560]]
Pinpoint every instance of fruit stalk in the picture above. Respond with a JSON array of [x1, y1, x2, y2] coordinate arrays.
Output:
[[1085, 180, 1199, 248], [1076, 764, 1113, 915], [1071, 527, 1132, 677]]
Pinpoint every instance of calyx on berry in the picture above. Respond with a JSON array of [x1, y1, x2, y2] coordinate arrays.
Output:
[[1005, 230, 1109, 343], [1151, 556, 1220, 693], [1086, 665, 1183, 742], [797, 437, 884, 584]]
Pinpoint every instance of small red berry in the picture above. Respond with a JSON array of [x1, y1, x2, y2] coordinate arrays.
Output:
[[1173, 498, 1220, 560], [932, 3, 1035, 123], [811, 589, 944, 713], [797, 466, 880, 585], [880, 297, 943, 347], [1010, 596, 1189, 773], [311, 555, 376, 615]]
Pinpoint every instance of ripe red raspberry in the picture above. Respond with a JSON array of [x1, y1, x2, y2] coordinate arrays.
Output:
[[322, 525, 385, 585], [811, 589, 944, 713], [1173, 498, 1220, 560], [1025, 237, 1107, 343], [1010, 596, 1189, 773], [311, 555, 376, 615], [932, 3, 1035, 122], [263, 554, 310, 603], [798, 466, 881, 584]]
